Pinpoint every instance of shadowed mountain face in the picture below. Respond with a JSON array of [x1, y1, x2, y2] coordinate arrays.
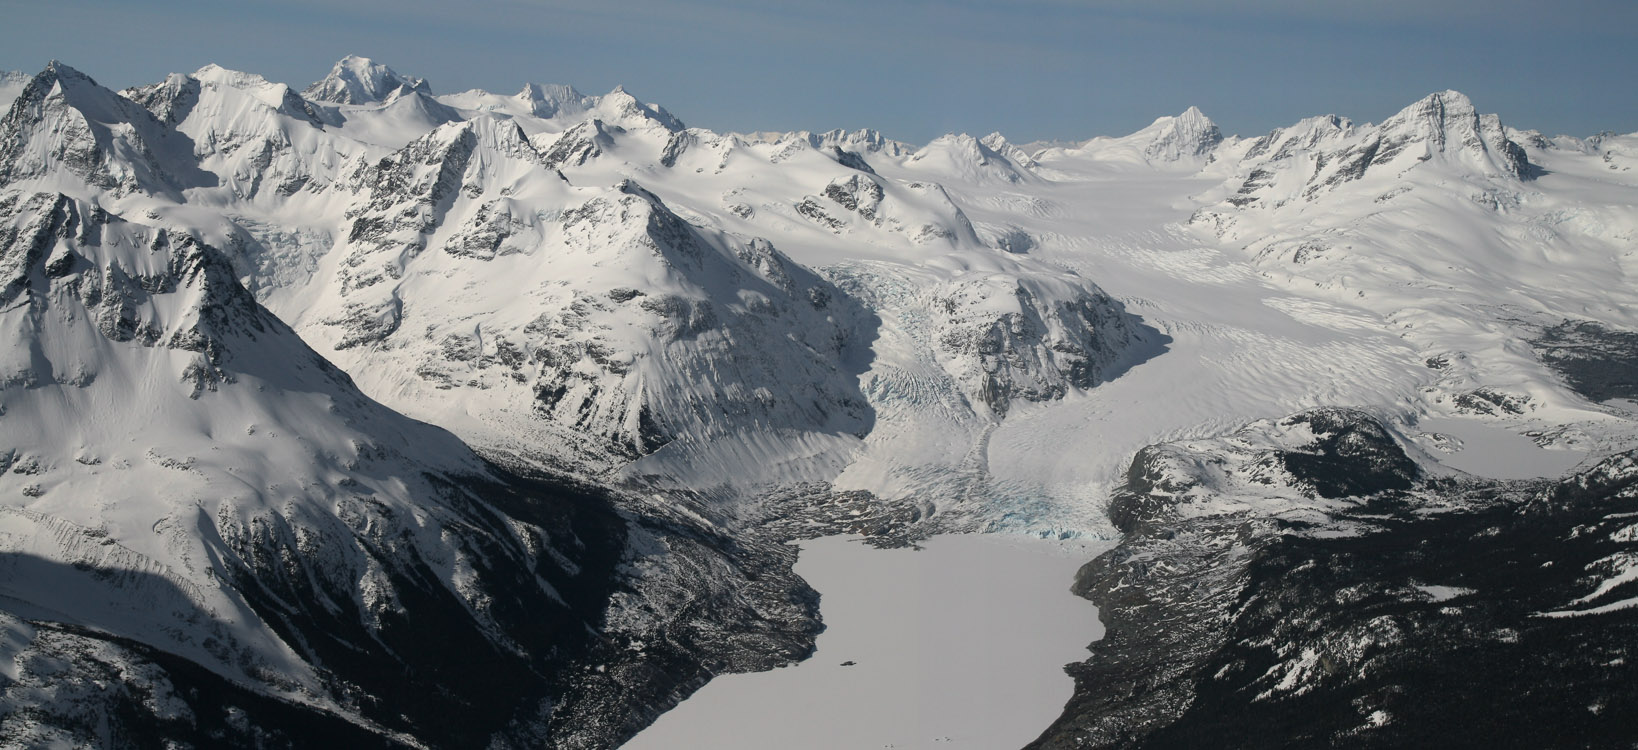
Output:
[[1030, 410, 1638, 749], [1532, 320, 1638, 403], [0, 168, 635, 746], [0, 474, 627, 750]]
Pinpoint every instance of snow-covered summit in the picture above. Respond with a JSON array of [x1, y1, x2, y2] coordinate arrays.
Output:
[[516, 81, 592, 119], [1375, 89, 1529, 179], [804, 128, 913, 157], [1137, 105, 1224, 162], [597, 84, 685, 132], [1036, 105, 1223, 167], [1198, 89, 1534, 221], [980, 131, 1039, 169], [302, 54, 431, 105], [0, 61, 212, 197], [123, 63, 325, 131], [908, 132, 1036, 184]]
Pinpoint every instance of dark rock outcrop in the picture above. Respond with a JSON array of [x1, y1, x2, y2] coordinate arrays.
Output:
[[1031, 409, 1638, 749]]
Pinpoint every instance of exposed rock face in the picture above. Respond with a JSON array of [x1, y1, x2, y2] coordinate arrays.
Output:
[[0, 185, 625, 746], [120, 64, 334, 204], [1141, 106, 1223, 163], [530, 184, 878, 459], [1532, 320, 1638, 403], [0, 62, 212, 197], [1206, 90, 1532, 218], [543, 118, 619, 170], [1031, 410, 1638, 749], [827, 145, 877, 174], [327, 119, 490, 348], [1375, 90, 1529, 179], [0, 191, 266, 392], [806, 127, 913, 158], [925, 274, 1141, 417], [822, 173, 885, 221], [17, 52, 1623, 750], [311, 122, 881, 464]]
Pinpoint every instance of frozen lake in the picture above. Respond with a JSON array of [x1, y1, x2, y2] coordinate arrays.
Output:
[[1419, 417, 1587, 480], [624, 533, 1112, 750]]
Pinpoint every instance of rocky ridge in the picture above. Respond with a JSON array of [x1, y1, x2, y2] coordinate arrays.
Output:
[[1029, 409, 1638, 749]]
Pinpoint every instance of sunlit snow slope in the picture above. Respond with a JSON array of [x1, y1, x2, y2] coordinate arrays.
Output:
[[10, 55, 1638, 539]]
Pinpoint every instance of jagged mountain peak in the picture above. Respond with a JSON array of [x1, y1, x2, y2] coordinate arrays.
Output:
[[1174, 104, 1212, 124], [981, 131, 1040, 168], [0, 186, 632, 746], [1200, 87, 1534, 224], [1374, 89, 1529, 179], [1137, 105, 1223, 162], [40, 59, 92, 85], [24, 60, 116, 108], [1392, 89, 1476, 120], [804, 127, 911, 157], [303, 54, 431, 105], [1054, 104, 1224, 166], [1239, 113, 1355, 161], [1296, 112, 1354, 134], [421, 112, 537, 163], [0, 61, 212, 196], [1378, 89, 1482, 144]]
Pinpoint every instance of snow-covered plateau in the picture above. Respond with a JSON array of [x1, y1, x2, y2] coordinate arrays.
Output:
[[0, 56, 1635, 748]]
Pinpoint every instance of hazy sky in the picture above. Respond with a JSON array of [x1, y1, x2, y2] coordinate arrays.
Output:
[[2, 0, 1634, 144]]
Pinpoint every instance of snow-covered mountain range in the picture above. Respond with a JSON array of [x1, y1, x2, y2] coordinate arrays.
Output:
[[2, 56, 1635, 747]]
